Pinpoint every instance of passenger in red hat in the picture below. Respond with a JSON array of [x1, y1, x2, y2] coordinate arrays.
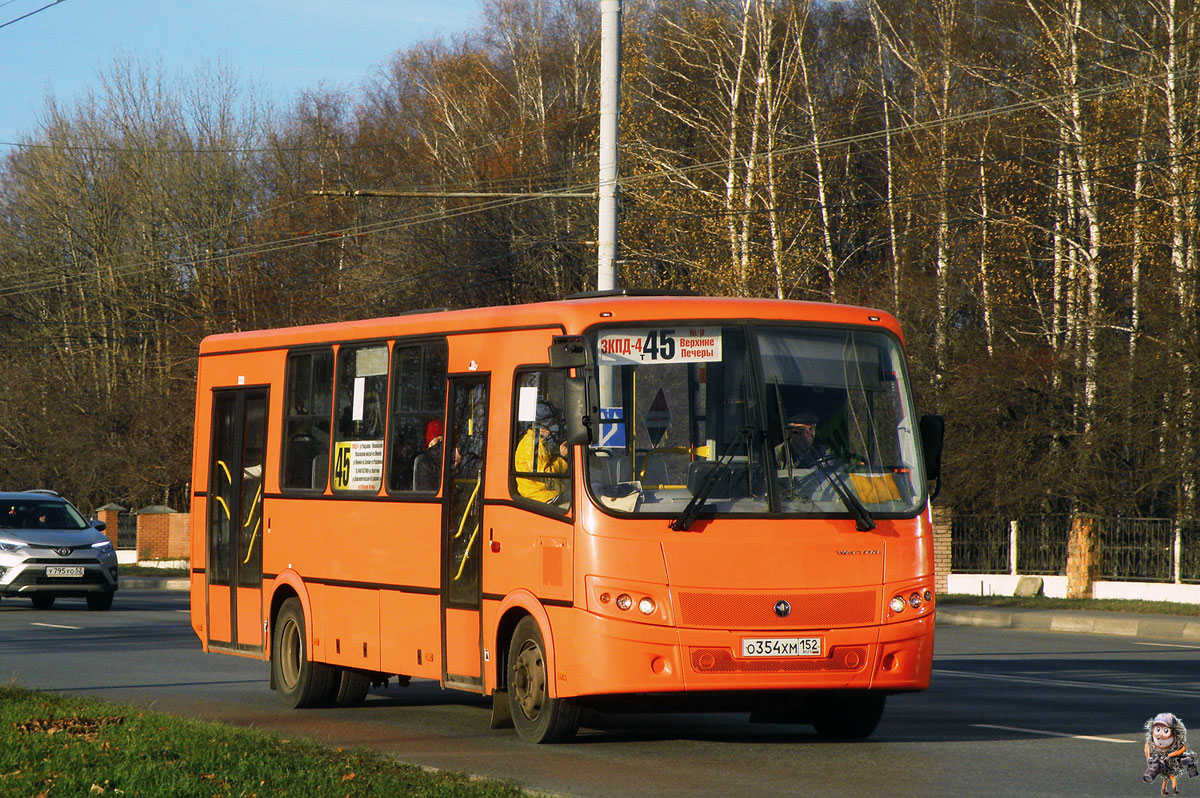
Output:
[[413, 419, 445, 491]]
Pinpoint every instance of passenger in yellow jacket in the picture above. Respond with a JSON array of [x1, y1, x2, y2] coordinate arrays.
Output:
[[515, 402, 569, 503]]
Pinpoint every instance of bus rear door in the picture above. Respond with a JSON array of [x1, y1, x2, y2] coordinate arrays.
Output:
[[205, 388, 268, 653]]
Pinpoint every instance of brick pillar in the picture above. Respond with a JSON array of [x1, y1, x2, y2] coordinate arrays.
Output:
[[931, 505, 951, 595], [136, 505, 178, 561], [167, 513, 191, 559], [94, 503, 125, 548], [1066, 515, 1098, 599]]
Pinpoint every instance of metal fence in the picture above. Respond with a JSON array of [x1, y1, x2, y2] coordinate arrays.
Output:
[[951, 515, 1009, 573], [951, 514, 1200, 583], [1097, 518, 1174, 583], [1180, 520, 1200, 584], [1015, 515, 1069, 575], [116, 511, 137, 550]]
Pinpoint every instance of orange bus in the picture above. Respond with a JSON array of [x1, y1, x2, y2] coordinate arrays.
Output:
[[189, 292, 943, 743]]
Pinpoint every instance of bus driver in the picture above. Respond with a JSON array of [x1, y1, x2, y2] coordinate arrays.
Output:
[[514, 400, 569, 504]]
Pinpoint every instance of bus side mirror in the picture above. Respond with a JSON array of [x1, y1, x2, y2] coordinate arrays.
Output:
[[919, 414, 944, 498], [548, 336, 588, 369], [562, 375, 592, 447]]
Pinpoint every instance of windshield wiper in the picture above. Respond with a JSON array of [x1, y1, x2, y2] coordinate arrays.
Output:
[[671, 427, 752, 532], [803, 452, 875, 532]]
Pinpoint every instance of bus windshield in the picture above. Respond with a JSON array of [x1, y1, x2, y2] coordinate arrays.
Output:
[[586, 324, 924, 520]]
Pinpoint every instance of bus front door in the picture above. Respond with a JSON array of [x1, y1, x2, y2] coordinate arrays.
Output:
[[441, 376, 488, 690], [205, 388, 268, 654]]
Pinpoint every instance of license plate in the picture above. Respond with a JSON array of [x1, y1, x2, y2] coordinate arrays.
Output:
[[45, 566, 84, 578], [741, 637, 822, 658]]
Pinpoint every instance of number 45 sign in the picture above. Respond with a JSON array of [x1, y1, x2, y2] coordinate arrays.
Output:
[[597, 328, 723, 366]]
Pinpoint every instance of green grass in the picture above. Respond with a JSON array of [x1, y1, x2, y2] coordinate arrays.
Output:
[[940, 593, 1200, 616], [119, 565, 189, 578], [0, 685, 532, 797]]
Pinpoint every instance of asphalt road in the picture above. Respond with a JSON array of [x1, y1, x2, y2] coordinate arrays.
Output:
[[2, 590, 1198, 797]]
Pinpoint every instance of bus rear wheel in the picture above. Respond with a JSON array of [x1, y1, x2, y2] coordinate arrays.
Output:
[[272, 598, 335, 708], [809, 691, 886, 739], [328, 668, 371, 707], [507, 616, 579, 743]]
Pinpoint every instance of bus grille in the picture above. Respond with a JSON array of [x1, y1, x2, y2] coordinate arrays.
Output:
[[689, 645, 868, 674], [677, 589, 877, 629]]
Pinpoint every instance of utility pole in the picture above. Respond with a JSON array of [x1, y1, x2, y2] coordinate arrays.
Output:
[[597, 0, 622, 291]]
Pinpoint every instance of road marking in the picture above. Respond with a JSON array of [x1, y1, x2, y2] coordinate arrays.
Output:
[[972, 723, 1135, 744], [934, 668, 1196, 698], [1135, 641, 1200, 650], [31, 622, 82, 630]]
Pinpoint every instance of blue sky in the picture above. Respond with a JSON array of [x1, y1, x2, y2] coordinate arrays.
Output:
[[0, 0, 482, 144]]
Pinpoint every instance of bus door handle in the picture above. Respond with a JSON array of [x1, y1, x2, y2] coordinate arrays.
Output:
[[489, 528, 500, 553]]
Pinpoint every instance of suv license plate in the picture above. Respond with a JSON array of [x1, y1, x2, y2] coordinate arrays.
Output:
[[741, 637, 822, 658], [45, 566, 84, 578]]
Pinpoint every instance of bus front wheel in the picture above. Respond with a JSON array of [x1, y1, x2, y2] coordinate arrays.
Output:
[[809, 691, 886, 739], [272, 598, 335, 708], [507, 616, 580, 743]]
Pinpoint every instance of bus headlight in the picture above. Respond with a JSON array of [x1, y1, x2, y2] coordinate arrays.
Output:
[[586, 576, 673, 626], [889, 596, 907, 614]]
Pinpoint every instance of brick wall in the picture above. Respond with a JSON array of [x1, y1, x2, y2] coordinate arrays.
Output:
[[135, 507, 178, 560], [167, 513, 190, 559], [1066, 515, 1098, 598], [95, 506, 122, 549], [932, 505, 951, 595]]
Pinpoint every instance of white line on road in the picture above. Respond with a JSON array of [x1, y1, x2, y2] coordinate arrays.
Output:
[[30, 622, 82, 630], [972, 723, 1135, 744], [934, 668, 1196, 698], [1135, 641, 1200, 650]]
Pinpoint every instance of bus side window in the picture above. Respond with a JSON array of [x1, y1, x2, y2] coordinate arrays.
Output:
[[510, 369, 571, 514], [281, 348, 333, 492], [388, 339, 448, 494], [331, 344, 389, 493]]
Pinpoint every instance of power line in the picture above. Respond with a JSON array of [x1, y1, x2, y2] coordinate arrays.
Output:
[[0, 0, 64, 30], [0, 63, 1195, 302]]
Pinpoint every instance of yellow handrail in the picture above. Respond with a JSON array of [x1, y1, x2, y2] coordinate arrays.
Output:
[[453, 476, 482, 541], [453, 523, 480, 581]]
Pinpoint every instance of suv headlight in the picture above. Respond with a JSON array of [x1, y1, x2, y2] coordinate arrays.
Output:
[[91, 540, 114, 551], [0, 540, 23, 553]]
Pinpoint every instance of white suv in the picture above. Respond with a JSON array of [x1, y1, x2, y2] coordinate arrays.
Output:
[[0, 490, 118, 610]]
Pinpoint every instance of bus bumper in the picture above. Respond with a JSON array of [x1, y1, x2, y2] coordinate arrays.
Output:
[[549, 608, 933, 699]]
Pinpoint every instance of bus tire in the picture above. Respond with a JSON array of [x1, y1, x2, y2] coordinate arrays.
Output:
[[86, 592, 114, 611], [507, 616, 580, 743], [809, 691, 885, 739], [329, 668, 371, 707], [272, 598, 335, 708]]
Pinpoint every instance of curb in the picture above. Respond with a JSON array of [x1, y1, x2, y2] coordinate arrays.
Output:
[[120, 576, 190, 591], [937, 606, 1200, 642]]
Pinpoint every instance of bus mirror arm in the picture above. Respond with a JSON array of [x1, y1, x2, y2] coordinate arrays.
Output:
[[919, 414, 944, 499]]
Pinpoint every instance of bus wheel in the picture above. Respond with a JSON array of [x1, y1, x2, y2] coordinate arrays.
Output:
[[507, 616, 580, 743], [272, 598, 334, 708], [329, 668, 371, 707], [86, 592, 114, 611], [809, 691, 885, 739]]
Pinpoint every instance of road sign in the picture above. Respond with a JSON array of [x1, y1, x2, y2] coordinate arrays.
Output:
[[645, 388, 670, 448]]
